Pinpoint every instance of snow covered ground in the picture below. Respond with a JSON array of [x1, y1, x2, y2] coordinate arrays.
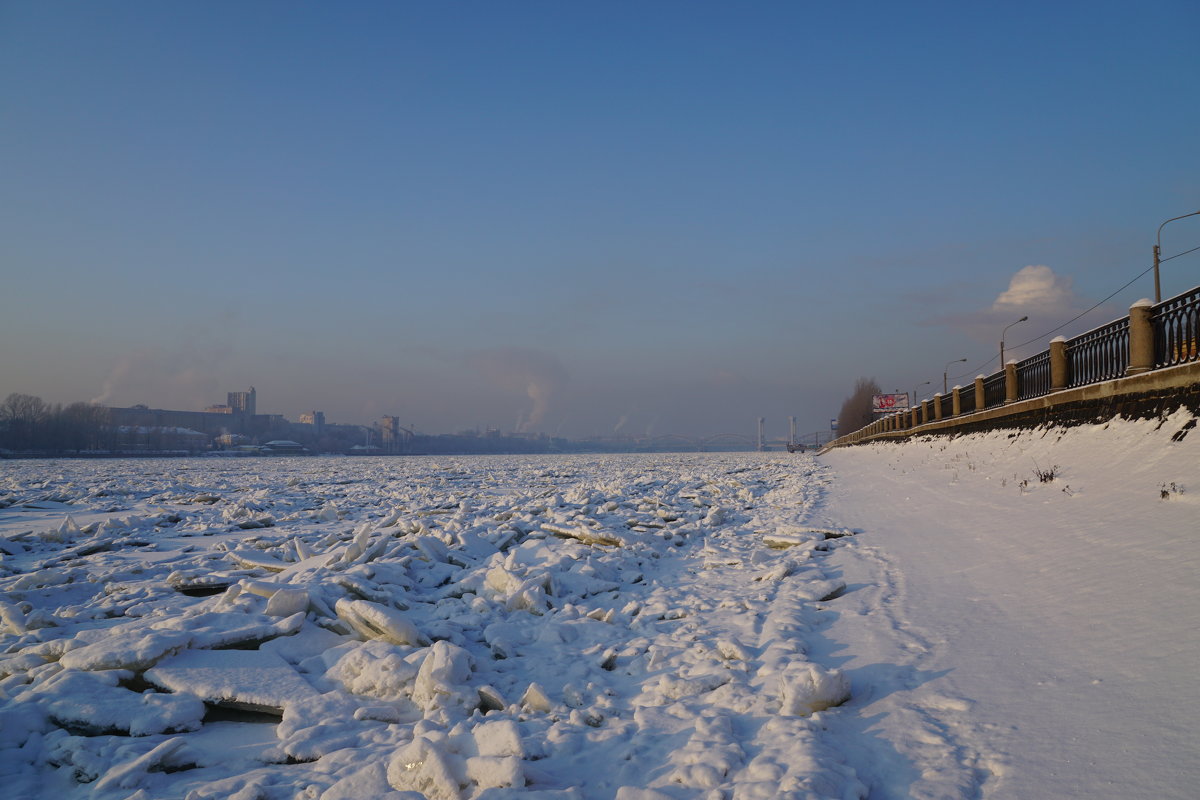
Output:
[[815, 409, 1200, 800], [0, 410, 1196, 799]]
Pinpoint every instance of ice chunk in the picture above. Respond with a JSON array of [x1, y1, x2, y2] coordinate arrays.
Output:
[[91, 737, 192, 795], [266, 587, 310, 616], [41, 670, 204, 736], [10, 568, 70, 590], [414, 535, 451, 562], [520, 682, 553, 713], [336, 598, 428, 646], [0, 600, 28, 634], [277, 691, 376, 761], [145, 648, 319, 713], [227, 548, 288, 572], [387, 736, 466, 799], [473, 719, 524, 758], [542, 523, 623, 547], [59, 629, 192, 672], [465, 755, 524, 790], [778, 663, 851, 716], [326, 639, 421, 700], [762, 533, 819, 549], [412, 640, 475, 713], [716, 638, 751, 661], [477, 685, 508, 712], [319, 761, 400, 800]]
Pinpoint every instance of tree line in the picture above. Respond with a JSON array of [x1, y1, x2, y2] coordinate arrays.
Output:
[[0, 393, 115, 453], [837, 377, 881, 438]]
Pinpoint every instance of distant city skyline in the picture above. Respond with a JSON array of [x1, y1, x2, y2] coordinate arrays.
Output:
[[3, 2, 1198, 440]]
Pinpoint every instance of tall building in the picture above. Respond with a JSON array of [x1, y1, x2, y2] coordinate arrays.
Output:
[[380, 415, 407, 453], [228, 387, 256, 416]]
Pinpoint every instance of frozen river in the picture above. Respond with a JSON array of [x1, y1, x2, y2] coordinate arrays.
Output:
[[1, 452, 874, 800], [2, 412, 1197, 800]]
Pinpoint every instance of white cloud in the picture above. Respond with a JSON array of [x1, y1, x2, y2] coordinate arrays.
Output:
[[992, 265, 1075, 312]]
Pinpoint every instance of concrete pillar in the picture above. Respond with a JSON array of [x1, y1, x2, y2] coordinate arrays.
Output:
[[1050, 336, 1068, 390], [921, 399, 931, 424], [911, 407, 919, 428], [951, 386, 962, 416], [1127, 299, 1155, 375], [974, 375, 986, 411], [1004, 361, 1018, 404], [933, 393, 943, 420]]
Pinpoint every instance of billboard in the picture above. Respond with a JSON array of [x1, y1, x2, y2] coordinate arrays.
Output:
[[872, 393, 910, 413]]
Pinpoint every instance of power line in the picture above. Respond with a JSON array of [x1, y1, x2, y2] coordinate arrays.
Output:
[[949, 243, 1200, 384]]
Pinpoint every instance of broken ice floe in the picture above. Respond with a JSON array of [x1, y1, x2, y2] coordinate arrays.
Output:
[[0, 453, 870, 799]]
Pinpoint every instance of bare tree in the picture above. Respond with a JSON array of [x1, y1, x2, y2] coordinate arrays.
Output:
[[837, 377, 881, 437], [1, 393, 49, 451]]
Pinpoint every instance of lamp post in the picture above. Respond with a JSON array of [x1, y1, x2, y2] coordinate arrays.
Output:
[[1000, 316, 1028, 367], [943, 358, 967, 395], [1154, 210, 1200, 303], [912, 381, 931, 408]]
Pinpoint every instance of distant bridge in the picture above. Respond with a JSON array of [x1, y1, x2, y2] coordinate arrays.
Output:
[[629, 430, 834, 452]]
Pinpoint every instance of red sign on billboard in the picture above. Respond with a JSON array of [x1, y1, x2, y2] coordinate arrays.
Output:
[[872, 393, 910, 413]]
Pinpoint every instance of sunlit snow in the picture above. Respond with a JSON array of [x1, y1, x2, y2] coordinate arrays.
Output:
[[2, 410, 1197, 799]]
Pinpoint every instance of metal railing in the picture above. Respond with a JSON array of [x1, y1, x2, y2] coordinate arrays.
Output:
[[958, 385, 976, 415], [1152, 286, 1200, 368], [826, 284, 1200, 449], [982, 372, 1006, 408], [1066, 317, 1129, 387], [1016, 350, 1051, 400]]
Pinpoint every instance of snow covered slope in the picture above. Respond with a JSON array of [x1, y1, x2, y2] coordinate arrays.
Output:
[[817, 408, 1200, 800]]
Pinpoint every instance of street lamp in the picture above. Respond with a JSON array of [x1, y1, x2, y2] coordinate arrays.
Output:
[[912, 381, 931, 408], [1154, 210, 1200, 303], [943, 358, 967, 395], [1000, 316, 1028, 367]]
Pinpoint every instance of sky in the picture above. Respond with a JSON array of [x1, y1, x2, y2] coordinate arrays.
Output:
[[2, 0, 1198, 440]]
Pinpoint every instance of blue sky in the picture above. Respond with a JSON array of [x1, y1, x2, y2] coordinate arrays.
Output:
[[2, 1, 1198, 439]]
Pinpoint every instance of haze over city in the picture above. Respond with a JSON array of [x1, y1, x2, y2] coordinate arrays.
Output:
[[3, 1, 1198, 440]]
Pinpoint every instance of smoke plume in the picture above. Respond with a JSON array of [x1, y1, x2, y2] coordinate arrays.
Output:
[[468, 348, 569, 432]]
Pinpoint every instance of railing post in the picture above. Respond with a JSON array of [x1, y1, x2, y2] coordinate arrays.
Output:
[[1050, 336, 1068, 390], [1004, 361, 1018, 404], [921, 399, 931, 424], [974, 375, 985, 411], [910, 407, 918, 428], [1127, 299, 1155, 375], [951, 386, 962, 416], [933, 393, 943, 420]]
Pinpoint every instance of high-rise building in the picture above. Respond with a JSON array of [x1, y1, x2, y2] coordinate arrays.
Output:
[[380, 415, 407, 453], [228, 387, 256, 416]]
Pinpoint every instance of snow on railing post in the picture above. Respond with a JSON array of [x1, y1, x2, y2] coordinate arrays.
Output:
[[1004, 361, 1019, 404], [1050, 336, 1069, 390], [1127, 299, 1155, 375]]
